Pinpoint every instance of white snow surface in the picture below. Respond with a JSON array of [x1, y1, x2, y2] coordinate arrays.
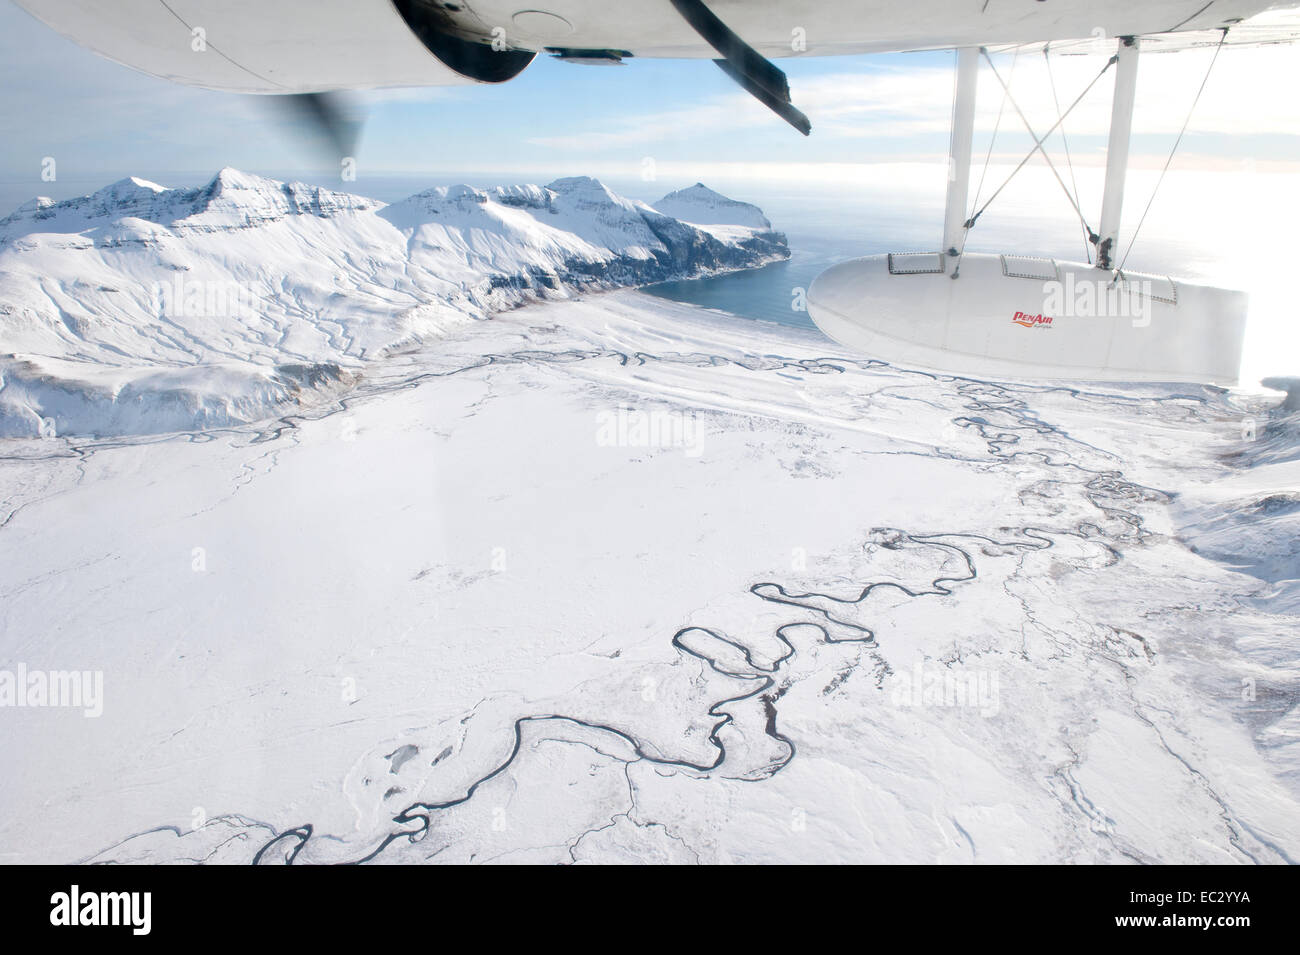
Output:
[[0, 170, 786, 438], [0, 289, 1297, 865]]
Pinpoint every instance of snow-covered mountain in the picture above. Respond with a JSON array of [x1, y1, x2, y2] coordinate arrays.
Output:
[[652, 182, 773, 231], [0, 169, 788, 437]]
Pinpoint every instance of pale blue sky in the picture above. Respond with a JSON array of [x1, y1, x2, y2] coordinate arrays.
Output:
[[3, 0, 1300, 214]]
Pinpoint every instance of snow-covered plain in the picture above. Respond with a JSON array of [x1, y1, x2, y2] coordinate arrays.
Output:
[[0, 175, 1298, 865]]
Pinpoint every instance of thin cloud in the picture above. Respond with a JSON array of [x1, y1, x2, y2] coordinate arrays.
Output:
[[529, 45, 1300, 151]]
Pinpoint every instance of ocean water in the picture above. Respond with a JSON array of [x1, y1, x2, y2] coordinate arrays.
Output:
[[638, 174, 952, 335], [644, 243, 833, 333]]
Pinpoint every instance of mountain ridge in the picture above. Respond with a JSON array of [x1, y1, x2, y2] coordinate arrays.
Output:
[[0, 169, 788, 437]]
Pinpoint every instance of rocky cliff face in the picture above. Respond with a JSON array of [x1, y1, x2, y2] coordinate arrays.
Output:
[[0, 169, 787, 436]]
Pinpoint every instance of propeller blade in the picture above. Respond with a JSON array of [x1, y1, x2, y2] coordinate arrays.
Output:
[[669, 0, 811, 135], [271, 92, 364, 159]]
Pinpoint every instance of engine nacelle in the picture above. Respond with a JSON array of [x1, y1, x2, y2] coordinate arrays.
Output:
[[11, 0, 531, 92]]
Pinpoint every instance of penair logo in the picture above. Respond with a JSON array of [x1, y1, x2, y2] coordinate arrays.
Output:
[[50, 885, 151, 935], [1011, 311, 1053, 328]]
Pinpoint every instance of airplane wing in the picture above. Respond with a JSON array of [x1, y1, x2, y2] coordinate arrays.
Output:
[[1007, 8, 1300, 55], [13, 1, 1297, 91]]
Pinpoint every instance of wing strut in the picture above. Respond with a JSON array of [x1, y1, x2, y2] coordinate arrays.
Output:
[[950, 49, 1116, 277], [943, 47, 980, 257], [1116, 29, 1228, 272], [668, 0, 812, 135], [1096, 37, 1140, 270]]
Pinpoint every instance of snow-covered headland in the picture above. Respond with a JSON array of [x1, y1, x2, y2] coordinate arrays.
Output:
[[0, 170, 787, 437]]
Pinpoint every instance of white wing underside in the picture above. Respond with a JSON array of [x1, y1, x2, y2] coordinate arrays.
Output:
[[11, 0, 1300, 94], [993, 9, 1300, 54]]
